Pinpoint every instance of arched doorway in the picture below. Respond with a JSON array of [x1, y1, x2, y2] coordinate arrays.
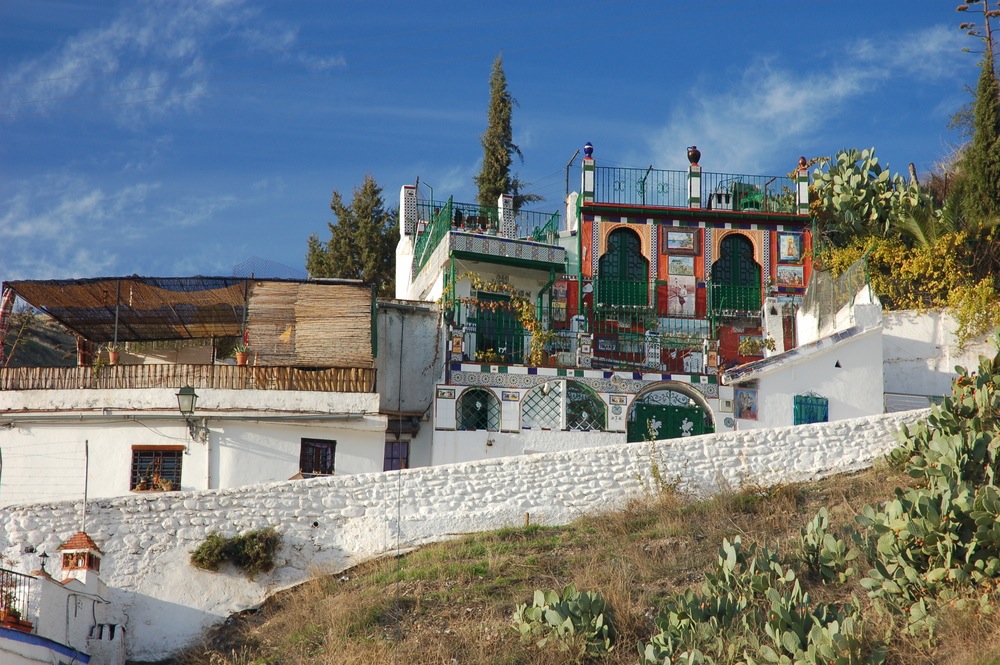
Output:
[[710, 233, 761, 312], [626, 384, 715, 442], [598, 228, 649, 307]]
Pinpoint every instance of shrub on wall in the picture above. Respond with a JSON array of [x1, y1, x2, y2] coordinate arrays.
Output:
[[190, 528, 281, 581]]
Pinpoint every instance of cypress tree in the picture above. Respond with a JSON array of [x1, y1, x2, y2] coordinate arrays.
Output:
[[474, 54, 540, 212], [954, 1, 1000, 223], [962, 49, 1000, 222], [306, 175, 399, 298]]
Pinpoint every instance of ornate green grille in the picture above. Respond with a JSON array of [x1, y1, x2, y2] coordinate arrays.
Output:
[[566, 382, 606, 432], [793, 394, 828, 425], [457, 388, 500, 431], [521, 381, 562, 429]]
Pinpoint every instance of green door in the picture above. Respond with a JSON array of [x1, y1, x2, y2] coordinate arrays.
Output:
[[598, 228, 649, 307], [475, 292, 524, 363], [628, 402, 712, 442], [710, 234, 761, 312]]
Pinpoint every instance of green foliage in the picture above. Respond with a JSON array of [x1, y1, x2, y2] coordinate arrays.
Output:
[[811, 147, 938, 246], [474, 54, 540, 212], [639, 537, 878, 664], [190, 528, 281, 581], [511, 584, 613, 657], [306, 175, 399, 298], [797, 508, 860, 584], [857, 335, 1000, 633], [818, 233, 1000, 346], [954, 41, 1000, 225]]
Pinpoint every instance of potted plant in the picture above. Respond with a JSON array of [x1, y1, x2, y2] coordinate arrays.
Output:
[[233, 344, 250, 366], [0, 589, 20, 623], [106, 343, 121, 365]]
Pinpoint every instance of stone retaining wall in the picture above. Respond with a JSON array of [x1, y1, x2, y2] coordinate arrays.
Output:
[[0, 409, 927, 661]]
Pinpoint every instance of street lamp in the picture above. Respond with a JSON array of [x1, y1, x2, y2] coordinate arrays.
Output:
[[175, 386, 209, 443]]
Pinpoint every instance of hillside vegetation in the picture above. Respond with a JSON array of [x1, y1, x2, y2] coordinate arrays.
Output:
[[1, 310, 76, 368], [164, 339, 1000, 665]]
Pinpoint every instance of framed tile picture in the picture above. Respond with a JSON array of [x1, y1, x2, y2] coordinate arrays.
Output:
[[663, 229, 697, 254], [777, 232, 803, 263], [667, 255, 695, 276], [733, 387, 758, 420], [776, 265, 805, 287]]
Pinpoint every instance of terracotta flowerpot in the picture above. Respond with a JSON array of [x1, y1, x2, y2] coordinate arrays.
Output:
[[108, 351, 120, 365], [235, 352, 249, 366]]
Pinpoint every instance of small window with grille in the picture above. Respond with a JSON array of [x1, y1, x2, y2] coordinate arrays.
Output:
[[456, 388, 500, 431], [130, 447, 183, 491], [300, 438, 336, 475], [793, 393, 829, 425]]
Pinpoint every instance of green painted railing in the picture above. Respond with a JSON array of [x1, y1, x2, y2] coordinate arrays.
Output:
[[707, 283, 763, 314], [701, 172, 796, 213], [413, 199, 453, 273], [593, 166, 797, 213], [594, 167, 688, 207], [518, 210, 561, 243]]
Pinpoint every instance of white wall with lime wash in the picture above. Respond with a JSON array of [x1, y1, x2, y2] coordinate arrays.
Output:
[[0, 409, 926, 662], [731, 327, 884, 431], [0, 388, 384, 507], [882, 309, 997, 398]]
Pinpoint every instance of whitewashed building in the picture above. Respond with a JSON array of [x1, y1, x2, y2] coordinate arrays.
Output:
[[0, 277, 387, 507]]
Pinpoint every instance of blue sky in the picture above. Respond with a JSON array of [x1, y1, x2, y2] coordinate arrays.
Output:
[[0, 1, 978, 284]]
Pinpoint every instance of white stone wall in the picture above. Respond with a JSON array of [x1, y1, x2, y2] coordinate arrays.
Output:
[[738, 327, 884, 430], [883, 310, 997, 397], [0, 409, 927, 662]]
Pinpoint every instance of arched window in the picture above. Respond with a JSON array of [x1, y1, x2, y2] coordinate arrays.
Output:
[[565, 381, 607, 431], [521, 380, 563, 430], [598, 228, 649, 307], [710, 233, 761, 312], [520, 380, 607, 432], [456, 388, 500, 431]]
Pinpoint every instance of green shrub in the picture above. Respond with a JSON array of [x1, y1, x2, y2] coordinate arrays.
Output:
[[190, 533, 230, 572], [190, 528, 281, 580], [797, 508, 860, 584], [857, 334, 1000, 634], [512, 584, 613, 657]]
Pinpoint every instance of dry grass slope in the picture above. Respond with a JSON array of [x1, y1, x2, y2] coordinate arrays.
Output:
[[161, 462, 1000, 665]]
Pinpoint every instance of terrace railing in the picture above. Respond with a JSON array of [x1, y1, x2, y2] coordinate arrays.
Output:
[[516, 210, 561, 243], [413, 198, 455, 273], [0, 567, 32, 626], [593, 166, 797, 214], [594, 166, 688, 207], [701, 172, 796, 213], [0, 364, 375, 392], [707, 283, 764, 315]]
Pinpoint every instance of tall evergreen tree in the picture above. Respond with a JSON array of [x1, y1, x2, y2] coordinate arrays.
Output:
[[306, 175, 399, 298], [954, 1, 1000, 223], [474, 53, 540, 212], [962, 49, 1000, 222]]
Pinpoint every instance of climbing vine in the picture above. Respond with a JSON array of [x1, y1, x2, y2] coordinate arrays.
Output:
[[442, 273, 556, 365]]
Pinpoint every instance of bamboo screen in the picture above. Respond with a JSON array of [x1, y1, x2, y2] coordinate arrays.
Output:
[[247, 281, 373, 368]]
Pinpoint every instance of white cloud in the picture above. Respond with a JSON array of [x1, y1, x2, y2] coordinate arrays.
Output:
[[0, 173, 251, 282], [647, 24, 969, 175], [0, 0, 344, 126]]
